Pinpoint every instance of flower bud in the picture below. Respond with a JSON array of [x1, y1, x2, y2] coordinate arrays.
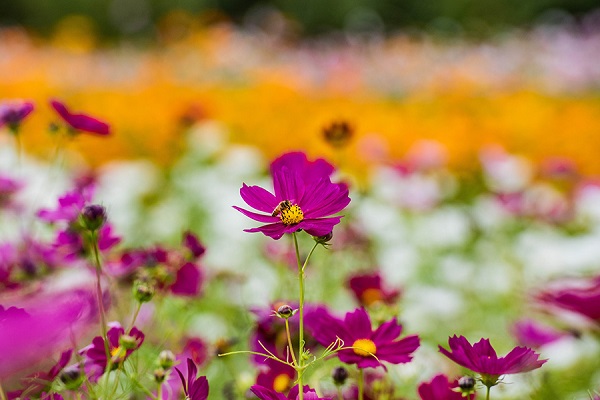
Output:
[[458, 376, 476, 392], [331, 366, 348, 386], [133, 280, 155, 303], [158, 350, 176, 370], [154, 367, 166, 383], [313, 231, 333, 245], [60, 365, 83, 390], [120, 334, 138, 350], [80, 204, 107, 231], [275, 304, 295, 319]]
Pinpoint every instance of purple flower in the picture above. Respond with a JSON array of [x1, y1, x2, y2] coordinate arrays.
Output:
[[170, 262, 204, 296], [512, 319, 569, 348], [438, 336, 547, 387], [175, 358, 209, 400], [234, 152, 350, 240], [79, 322, 144, 381], [250, 385, 331, 400], [347, 272, 401, 307], [0, 292, 92, 379], [0, 100, 34, 132], [38, 188, 93, 224], [418, 374, 472, 400], [160, 338, 209, 400], [538, 276, 600, 324], [50, 99, 110, 136], [256, 357, 296, 394], [8, 350, 72, 399], [305, 307, 420, 369]]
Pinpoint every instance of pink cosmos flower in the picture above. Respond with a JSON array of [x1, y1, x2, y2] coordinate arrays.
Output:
[[512, 319, 569, 348], [234, 152, 350, 240], [0, 291, 93, 379], [438, 335, 546, 387], [79, 321, 144, 381], [538, 276, 600, 324], [50, 99, 110, 136], [175, 358, 209, 400], [7, 350, 72, 399], [250, 384, 331, 400], [0, 100, 34, 132], [347, 272, 401, 307], [305, 307, 419, 369], [418, 374, 474, 400]]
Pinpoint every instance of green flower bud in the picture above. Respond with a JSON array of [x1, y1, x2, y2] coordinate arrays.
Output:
[[275, 304, 296, 319], [60, 365, 83, 390], [133, 280, 155, 303], [80, 204, 107, 231], [331, 366, 348, 386], [158, 350, 176, 370], [120, 334, 138, 350], [154, 367, 166, 383]]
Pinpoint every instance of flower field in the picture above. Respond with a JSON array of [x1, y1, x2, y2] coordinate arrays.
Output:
[[1, 17, 600, 400]]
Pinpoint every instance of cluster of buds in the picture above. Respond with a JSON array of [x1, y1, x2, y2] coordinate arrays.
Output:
[[154, 350, 176, 383]]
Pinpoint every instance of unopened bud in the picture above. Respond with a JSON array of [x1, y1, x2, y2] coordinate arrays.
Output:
[[133, 280, 155, 303], [80, 204, 107, 231], [458, 376, 476, 391], [60, 365, 83, 390], [332, 366, 348, 386], [154, 367, 166, 383], [158, 350, 176, 370], [120, 334, 138, 350], [275, 304, 295, 319], [313, 231, 333, 245]]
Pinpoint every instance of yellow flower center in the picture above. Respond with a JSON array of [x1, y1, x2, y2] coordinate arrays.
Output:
[[273, 373, 291, 392], [352, 338, 377, 357], [361, 288, 383, 306], [110, 346, 123, 358], [279, 204, 304, 225]]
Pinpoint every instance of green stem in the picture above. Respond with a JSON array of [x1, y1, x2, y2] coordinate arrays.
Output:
[[292, 232, 305, 400], [292, 234, 319, 400], [285, 319, 298, 367], [91, 231, 110, 359], [486, 385, 491, 400], [337, 386, 343, 400], [0, 382, 7, 400], [358, 368, 364, 400], [129, 302, 142, 331], [157, 382, 163, 400]]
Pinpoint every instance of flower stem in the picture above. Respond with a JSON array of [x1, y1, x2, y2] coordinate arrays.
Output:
[[292, 232, 305, 400], [292, 233, 320, 400], [157, 382, 163, 400], [285, 319, 298, 367], [0, 382, 7, 400], [358, 368, 364, 400], [129, 302, 142, 331], [486, 385, 491, 400], [91, 230, 109, 358]]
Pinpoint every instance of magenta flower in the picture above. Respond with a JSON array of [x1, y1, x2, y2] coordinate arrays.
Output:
[[250, 384, 331, 400], [438, 336, 547, 387], [79, 321, 144, 381], [418, 374, 473, 400], [8, 349, 72, 399], [50, 99, 110, 136], [175, 358, 209, 400], [305, 307, 420, 369], [347, 272, 401, 307], [0, 292, 92, 379], [538, 276, 600, 324], [512, 319, 569, 348], [256, 357, 296, 394], [234, 152, 350, 240], [0, 100, 34, 132]]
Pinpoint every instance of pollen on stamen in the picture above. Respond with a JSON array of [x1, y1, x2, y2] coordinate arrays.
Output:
[[279, 204, 304, 225]]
